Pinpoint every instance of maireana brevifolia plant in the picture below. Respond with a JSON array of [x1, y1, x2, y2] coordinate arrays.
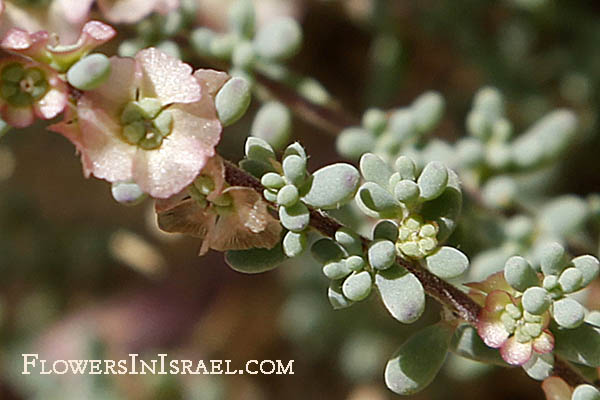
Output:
[[1, 0, 599, 398]]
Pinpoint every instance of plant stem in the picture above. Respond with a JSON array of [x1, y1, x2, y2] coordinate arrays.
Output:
[[223, 159, 593, 389]]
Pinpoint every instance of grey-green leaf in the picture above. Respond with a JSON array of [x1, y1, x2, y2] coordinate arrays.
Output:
[[572, 384, 600, 400], [356, 182, 401, 218], [279, 202, 309, 232], [375, 265, 425, 323], [67, 53, 111, 90], [425, 246, 469, 279], [360, 153, 393, 187], [417, 161, 449, 201], [302, 163, 360, 209], [225, 243, 286, 273], [253, 17, 302, 61], [342, 271, 373, 301], [504, 256, 539, 292], [450, 324, 507, 366], [215, 77, 251, 126], [251, 101, 291, 150], [553, 297, 585, 329], [572, 255, 600, 288], [554, 322, 600, 367], [311, 238, 345, 264], [384, 323, 452, 395]]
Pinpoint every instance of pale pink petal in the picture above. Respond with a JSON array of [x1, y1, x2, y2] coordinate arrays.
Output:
[[136, 48, 201, 105], [168, 102, 222, 152], [193, 69, 230, 97], [154, 188, 191, 213], [132, 128, 212, 199], [1, 104, 34, 128], [500, 336, 533, 366], [154, 0, 179, 14], [477, 290, 513, 348], [77, 97, 136, 182], [48, 113, 93, 177], [1, 28, 51, 63], [33, 85, 67, 120], [542, 377, 573, 400], [83, 57, 139, 119], [97, 0, 157, 24], [48, 21, 117, 69], [532, 330, 555, 354], [56, 0, 94, 24]]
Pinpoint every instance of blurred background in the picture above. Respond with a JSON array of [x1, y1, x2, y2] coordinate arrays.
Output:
[[1, 0, 600, 399]]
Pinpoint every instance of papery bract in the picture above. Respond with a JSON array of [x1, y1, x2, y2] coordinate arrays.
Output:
[[1, 21, 116, 72], [0, 57, 67, 127], [156, 155, 282, 254]]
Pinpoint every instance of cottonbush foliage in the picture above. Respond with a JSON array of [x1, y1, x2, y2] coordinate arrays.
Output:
[[1, 0, 599, 398]]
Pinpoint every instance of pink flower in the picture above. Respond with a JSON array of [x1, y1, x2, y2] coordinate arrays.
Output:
[[50, 48, 228, 199], [0, 57, 67, 127], [473, 284, 554, 366], [1, 21, 116, 72], [156, 155, 282, 254], [0, 0, 88, 44]]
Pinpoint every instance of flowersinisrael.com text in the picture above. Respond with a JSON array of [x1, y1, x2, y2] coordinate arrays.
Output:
[[22, 354, 294, 375]]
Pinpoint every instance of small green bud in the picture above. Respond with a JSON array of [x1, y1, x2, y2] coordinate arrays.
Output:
[[66, 54, 111, 90], [553, 297, 585, 329], [111, 181, 146, 205], [542, 275, 559, 291], [156, 40, 181, 59], [277, 184, 299, 207], [215, 77, 251, 126], [504, 256, 539, 292], [342, 271, 373, 301], [282, 154, 307, 186], [505, 216, 534, 242], [254, 17, 302, 61], [261, 172, 285, 189], [417, 161, 448, 201], [368, 240, 396, 270], [283, 231, 306, 258], [522, 287, 551, 315]]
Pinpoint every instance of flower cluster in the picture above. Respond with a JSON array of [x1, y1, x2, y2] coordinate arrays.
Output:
[[468, 242, 599, 366]]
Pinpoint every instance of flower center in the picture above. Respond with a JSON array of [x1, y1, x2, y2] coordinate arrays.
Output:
[[120, 98, 173, 150], [0, 63, 49, 107], [395, 214, 439, 259]]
